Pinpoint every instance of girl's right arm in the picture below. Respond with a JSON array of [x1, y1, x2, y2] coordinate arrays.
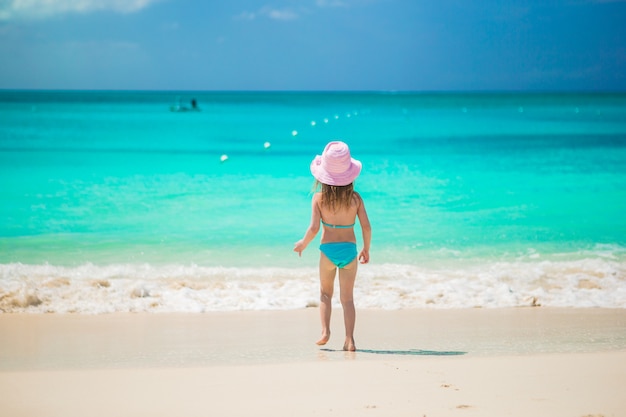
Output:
[[356, 193, 372, 264], [294, 194, 321, 256]]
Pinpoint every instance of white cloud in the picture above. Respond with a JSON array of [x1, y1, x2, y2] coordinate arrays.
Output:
[[235, 6, 300, 22], [161, 21, 179, 31], [316, 0, 383, 7], [234, 10, 256, 21], [316, 0, 348, 7], [262, 7, 298, 21], [0, 0, 162, 21]]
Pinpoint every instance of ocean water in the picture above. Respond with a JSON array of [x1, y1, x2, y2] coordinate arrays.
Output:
[[1, 91, 625, 312]]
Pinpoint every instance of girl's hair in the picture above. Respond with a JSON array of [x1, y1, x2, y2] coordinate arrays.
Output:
[[314, 181, 355, 211]]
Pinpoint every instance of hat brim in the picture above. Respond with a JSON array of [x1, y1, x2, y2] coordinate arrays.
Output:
[[310, 156, 362, 186]]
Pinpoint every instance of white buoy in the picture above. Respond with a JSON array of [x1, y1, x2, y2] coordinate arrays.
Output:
[[323, 118, 329, 124], [311, 121, 316, 126], [264, 141, 271, 149], [220, 154, 228, 162], [291, 130, 298, 137]]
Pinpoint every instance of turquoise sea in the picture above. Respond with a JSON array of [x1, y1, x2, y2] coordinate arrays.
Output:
[[1, 91, 625, 312]]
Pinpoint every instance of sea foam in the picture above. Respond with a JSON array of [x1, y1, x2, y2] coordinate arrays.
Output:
[[1, 258, 624, 313]]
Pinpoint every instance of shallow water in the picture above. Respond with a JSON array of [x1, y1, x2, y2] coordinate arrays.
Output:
[[1, 91, 625, 311]]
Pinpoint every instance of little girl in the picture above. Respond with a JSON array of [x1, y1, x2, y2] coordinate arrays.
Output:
[[294, 141, 372, 351]]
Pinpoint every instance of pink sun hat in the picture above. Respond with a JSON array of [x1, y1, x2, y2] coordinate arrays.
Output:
[[310, 141, 362, 186]]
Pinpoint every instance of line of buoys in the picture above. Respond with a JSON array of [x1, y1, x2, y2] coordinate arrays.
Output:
[[218, 108, 362, 164], [309, 109, 361, 128]]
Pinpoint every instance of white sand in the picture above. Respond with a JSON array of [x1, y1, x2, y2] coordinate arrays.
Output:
[[1, 308, 625, 417]]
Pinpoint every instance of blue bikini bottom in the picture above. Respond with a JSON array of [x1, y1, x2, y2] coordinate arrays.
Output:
[[319, 242, 357, 268]]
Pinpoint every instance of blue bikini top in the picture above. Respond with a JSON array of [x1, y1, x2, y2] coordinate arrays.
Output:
[[321, 220, 355, 229]]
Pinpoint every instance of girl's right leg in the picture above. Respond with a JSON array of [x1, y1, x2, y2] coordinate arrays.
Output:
[[317, 254, 337, 345], [338, 259, 358, 351]]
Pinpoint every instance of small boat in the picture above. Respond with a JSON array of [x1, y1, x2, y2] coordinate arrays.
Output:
[[170, 97, 201, 112]]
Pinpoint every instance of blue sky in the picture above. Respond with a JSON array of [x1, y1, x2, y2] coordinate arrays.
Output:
[[0, 0, 625, 91]]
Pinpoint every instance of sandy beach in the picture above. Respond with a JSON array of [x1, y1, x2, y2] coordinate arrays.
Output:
[[1, 308, 625, 417]]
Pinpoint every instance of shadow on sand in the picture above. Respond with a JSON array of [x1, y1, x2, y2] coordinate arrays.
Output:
[[320, 348, 467, 356]]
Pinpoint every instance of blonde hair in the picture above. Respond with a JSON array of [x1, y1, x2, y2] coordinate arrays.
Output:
[[314, 181, 355, 211]]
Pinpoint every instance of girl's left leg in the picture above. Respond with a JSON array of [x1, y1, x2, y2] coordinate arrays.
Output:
[[317, 254, 337, 345]]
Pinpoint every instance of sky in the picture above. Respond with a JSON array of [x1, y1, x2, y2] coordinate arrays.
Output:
[[0, 0, 625, 91]]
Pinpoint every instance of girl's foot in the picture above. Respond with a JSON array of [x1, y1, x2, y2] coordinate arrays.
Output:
[[316, 332, 331, 346], [343, 338, 356, 351]]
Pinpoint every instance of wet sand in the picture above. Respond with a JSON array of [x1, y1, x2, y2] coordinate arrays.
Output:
[[1, 308, 625, 416]]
